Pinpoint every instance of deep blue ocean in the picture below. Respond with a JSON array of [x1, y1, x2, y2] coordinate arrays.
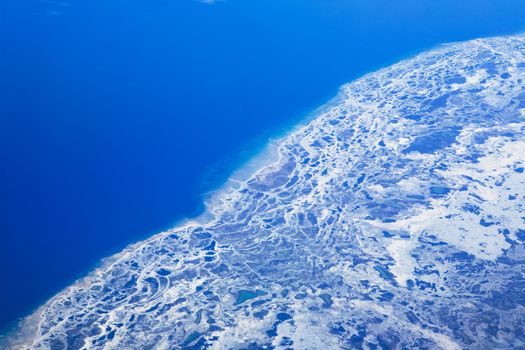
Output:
[[1, 0, 525, 333]]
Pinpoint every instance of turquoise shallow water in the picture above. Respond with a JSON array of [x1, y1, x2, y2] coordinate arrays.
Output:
[[1, 0, 525, 333]]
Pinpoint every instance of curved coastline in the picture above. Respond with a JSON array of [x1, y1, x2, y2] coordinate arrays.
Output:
[[1, 49, 403, 348], [1, 65, 350, 350], [3, 33, 525, 349], [194, 34, 472, 227], [1, 38, 467, 344]]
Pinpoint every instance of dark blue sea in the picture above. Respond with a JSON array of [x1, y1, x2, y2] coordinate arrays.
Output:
[[1, 0, 525, 333]]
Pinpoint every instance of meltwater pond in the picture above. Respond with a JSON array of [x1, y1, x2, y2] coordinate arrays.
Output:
[[2, 0, 525, 345], [4, 34, 525, 350]]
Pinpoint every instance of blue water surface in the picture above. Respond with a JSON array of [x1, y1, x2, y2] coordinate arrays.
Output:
[[1, 0, 525, 332]]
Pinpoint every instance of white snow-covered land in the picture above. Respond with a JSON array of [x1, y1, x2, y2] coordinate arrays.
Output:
[[6, 35, 525, 350]]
